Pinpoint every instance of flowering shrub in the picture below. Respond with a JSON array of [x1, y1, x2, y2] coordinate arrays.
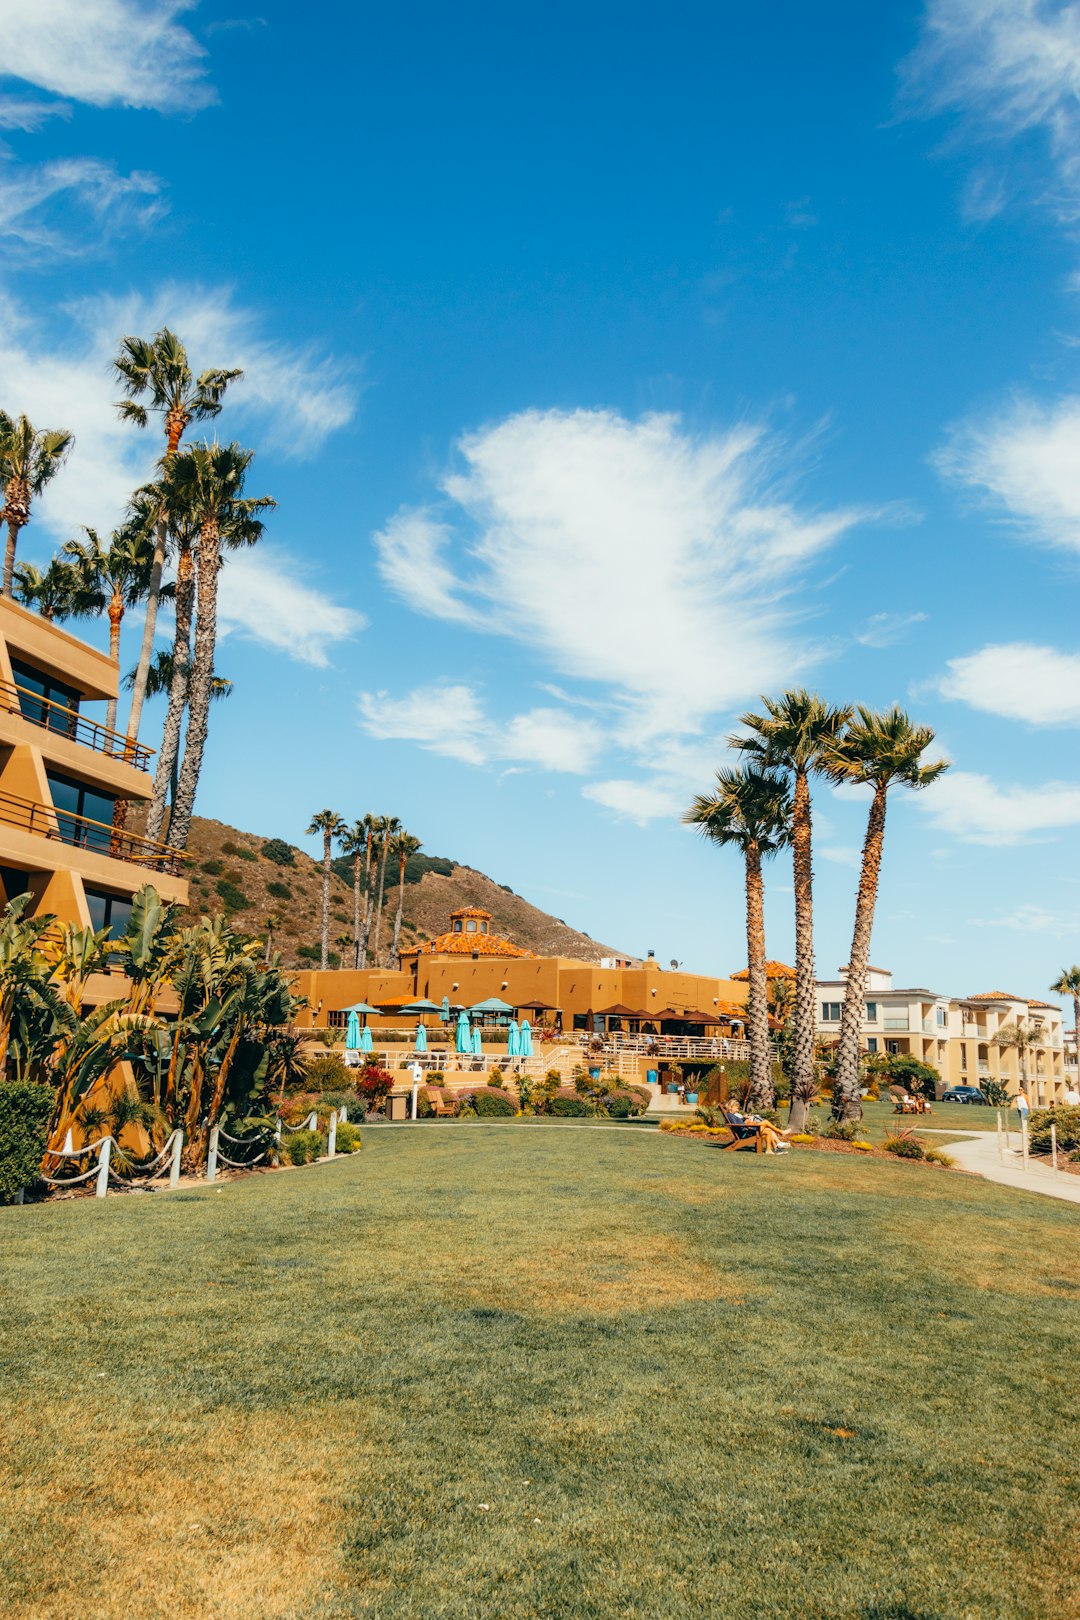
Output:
[[356, 1063, 394, 1113], [605, 1088, 649, 1119], [549, 1089, 588, 1117], [334, 1121, 362, 1153], [471, 1086, 516, 1117], [882, 1129, 925, 1160]]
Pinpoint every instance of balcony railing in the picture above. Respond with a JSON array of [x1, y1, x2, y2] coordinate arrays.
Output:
[[883, 1017, 910, 1031], [0, 787, 186, 874], [0, 679, 153, 771]]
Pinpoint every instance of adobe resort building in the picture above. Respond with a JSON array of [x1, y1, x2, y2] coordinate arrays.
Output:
[[0, 595, 188, 979]]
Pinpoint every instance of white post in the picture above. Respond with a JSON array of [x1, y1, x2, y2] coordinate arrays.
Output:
[[206, 1125, 220, 1183], [169, 1129, 182, 1189], [62, 1127, 73, 1155], [411, 1079, 420, 1120], [274, 1117, 282, 1145], [1021, 1113, 1029, 1169], [1051, 1122, 1058, 1172], [339, 1104, 347, 1123], [327, 1112, 337, 1159], [306, 1110, 318, 1131], [95, 1137, 111, 1198]]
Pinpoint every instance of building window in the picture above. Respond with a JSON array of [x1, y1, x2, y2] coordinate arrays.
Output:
[[866, 1036, 878, 1053], [865, 1001, 878, 1022], [886, 1039, 900, 1055], [45, 771, 116, 853], [453, 919, 463, 932], [10, 657, 80, 734], [465, 920, 477, 933], [84, 888, 133, 941], [821, 1002, 842, 1022], [960, 1042, 967, 1071], [936, 1007, 947, 1028]]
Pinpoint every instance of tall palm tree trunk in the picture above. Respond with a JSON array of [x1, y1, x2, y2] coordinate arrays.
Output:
[[126, 414, 185, 751], [319, 831, 333, 970], [169, 521, 220, 854], [834, 784, 888, 1120], [789, 766, 816, 1131], [352, 853, 363, 969], [146, 542, 194, 844], [372, 834, 390, 967], [2, 516, 25, 599], [744, 843, 773, 1111], [390, 853, 407, 968], [359, 836, 374, 969], [105, 592, 124, 734]]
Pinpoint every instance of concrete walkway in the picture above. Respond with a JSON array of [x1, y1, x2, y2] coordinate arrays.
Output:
[[928, 1129, 1080, 1206]]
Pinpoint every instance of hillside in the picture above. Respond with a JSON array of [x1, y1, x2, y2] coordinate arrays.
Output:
[[175, 815, 629, 969]]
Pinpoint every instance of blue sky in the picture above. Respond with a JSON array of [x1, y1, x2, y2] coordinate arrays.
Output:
[[3, 0, 1080, 997]]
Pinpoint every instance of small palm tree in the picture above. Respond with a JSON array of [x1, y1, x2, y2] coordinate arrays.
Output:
[[307, 809, 346, 970], [165, 443, 274, 852], [0, 413, 74, 597], [824, 707, 949, 1120], [1049, 967, 1080, 1085], [63, 523, 156, 732], [994, 1020, 1044, 1098], [733, 690, 851, 1130], [14, 557, 104, 624], [263, 914, 279, 965], [371, 815, 401, 967], [113, 328, 242, 747], [684, 767, 791, 1110], [389, 830, 422, 968]]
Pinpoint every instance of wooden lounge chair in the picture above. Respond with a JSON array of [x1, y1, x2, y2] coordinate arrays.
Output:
[[717, 1107, 764, 1151]]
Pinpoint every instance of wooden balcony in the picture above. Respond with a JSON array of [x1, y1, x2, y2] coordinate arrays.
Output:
[[0, 678, 154, 771], [0, 787, 186, 874]]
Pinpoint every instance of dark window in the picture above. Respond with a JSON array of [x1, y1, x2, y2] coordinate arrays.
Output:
[[821, 1001, 842, 1022], [46, 771, 116, 853], [0, 865, 34, 909], [84, 888, 133, 941], [11, 658, 80, 736]]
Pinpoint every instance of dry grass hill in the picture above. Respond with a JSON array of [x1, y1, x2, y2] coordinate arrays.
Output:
[[173, 815, 628, 970]]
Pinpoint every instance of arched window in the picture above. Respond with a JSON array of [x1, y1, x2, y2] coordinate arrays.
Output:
[[466, 920, 478, 933], [453, 919, 463, 932]]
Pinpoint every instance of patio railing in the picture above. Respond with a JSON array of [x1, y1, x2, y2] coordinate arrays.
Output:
[[0, 678, 153, 770]]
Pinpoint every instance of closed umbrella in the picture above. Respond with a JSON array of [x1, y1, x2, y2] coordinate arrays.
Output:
[[359, 1025, 373, 1054], [415, 1022, 428, 1053], [456, 1011, 471, 1054], [472, 1025, 483, 1056], [520, 1019, 533, 1057], [345, 1010, 361, 1050], [441, 994, 451, 1024], [507, 1020, 521, 1056]]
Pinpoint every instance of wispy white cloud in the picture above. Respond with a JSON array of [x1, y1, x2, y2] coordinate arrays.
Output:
[[855, 610, 928, 648], [0, 97, 72, 132], [1, 0, 214, 116], [0, 156, 165, 257], [968, 901, 1074, 933], [918, 767, 1080, 844], [358, 683, 604, 774], [817, 845, 861, 867], [935, 393, 1080, 553], [582, 778, 687, 825], [904, 0, 1080, 220], [933, 641, 1080, 725], [374, 407, 870, 744], [218, 548, 363, 667]]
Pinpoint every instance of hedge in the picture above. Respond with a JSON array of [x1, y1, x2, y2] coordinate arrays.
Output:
[[0, 1081, 53, 1203]]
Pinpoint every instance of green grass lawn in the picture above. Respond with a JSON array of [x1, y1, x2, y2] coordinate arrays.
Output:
[[2, 1126, 1077, 1620], [824, 1098, 1005, 1143]]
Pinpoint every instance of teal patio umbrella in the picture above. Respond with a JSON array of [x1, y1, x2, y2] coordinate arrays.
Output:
[[441, 994, 451, 1024], [520, 1019, 533, 1057], [507, 1020, 521, 1056], [472, 1025, 483, 1056], [360, 1025, 373, 1053], [345, 1010, 361, 1050], [456, 1011, 471, 1053], [415, 1022, 428, 1053]]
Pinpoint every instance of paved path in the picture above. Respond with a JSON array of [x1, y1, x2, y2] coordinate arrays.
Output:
[[927, 1128, 1080, 1206]]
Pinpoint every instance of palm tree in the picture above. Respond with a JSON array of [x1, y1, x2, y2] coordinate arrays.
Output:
[[824, 707, 949, 1120], [371, 814, 401, 967], [389, 830, 422, 968], [732, 690, 851, 1130], [14, 557, 104, 624], [62, 524, 155, 733], [0, 413, 74, 597], [684, 767, 791, 1110], [308, 809, 346, 970], [113, 329, 242, 749], [1049, 967, 1080, 1088], [263, 914, 279, 965], [358, 813, 379, 969], [124, 650, 231, 829], [340, 817, 373, 970], [994, 1020, 1044, 1100], [166, 443, 274, 853]]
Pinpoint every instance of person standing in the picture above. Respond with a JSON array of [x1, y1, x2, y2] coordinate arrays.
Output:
[[1015, 1087, 1030, 1126]]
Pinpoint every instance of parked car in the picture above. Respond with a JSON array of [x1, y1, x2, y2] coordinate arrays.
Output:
[[941, 1086, 988, 1105]]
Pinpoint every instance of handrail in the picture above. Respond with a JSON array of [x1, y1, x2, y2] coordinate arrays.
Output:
[[0, 786, 188, 873], [0, 678, 154, 770]]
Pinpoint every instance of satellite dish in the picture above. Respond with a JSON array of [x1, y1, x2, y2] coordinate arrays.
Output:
[[670, 959, 679, 971]]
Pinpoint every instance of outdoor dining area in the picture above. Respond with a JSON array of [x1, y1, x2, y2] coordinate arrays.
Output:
[[336, 994, 553, 1068]]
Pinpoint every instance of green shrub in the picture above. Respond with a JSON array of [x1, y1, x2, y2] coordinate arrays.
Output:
[[262, 838, 295, 866], [979, 1078, 1010, 1107], [334, 1121, 362, 1153], [606, 1088, 648, 1119], [924, 1147, 955, 1167], [297, 944, 321, 962], [282, 1128, 323, 1165], [825, 1119, 857, 1142], [304, 1053, 353, 1091], [883, 1131, 925, 1160], [472, 1086, 515, 1117], [266, 880, 292, 900], [215, 878, 249, 911], [550, 1090, 588, 1117], [0, 1080, 52, 1203], [221, 841, 257, 861], [201, 858, 224, 875], [1028, 1105, 1080, 1155]]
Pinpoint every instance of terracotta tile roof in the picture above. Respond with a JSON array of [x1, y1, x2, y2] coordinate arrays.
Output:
[[731, 961, 795, 981], [402, 930, 532, 960], [967, 990, 1023, 1002], [450, 906, 492, 920], [1027, 999, 1059, 1010]]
